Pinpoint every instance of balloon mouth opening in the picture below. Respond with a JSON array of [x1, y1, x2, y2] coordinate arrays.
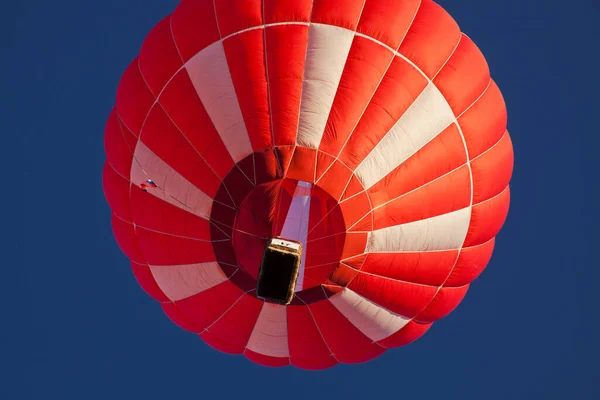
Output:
[[256, 238, 303, 305]]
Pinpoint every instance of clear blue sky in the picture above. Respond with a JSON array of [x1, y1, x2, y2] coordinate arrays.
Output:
[[8, 1, 599, 399]]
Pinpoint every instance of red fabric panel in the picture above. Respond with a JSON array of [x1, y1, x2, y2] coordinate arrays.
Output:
[[319, 37, 394, 157], [214, 0, 262, 38], [417, 285, 470, 322], [372, 165, 471, 229], [140, 105, 221, 198], [111, 214, 145, 264], [116, 58, 155, 136], [317, 160, 353, 201], [357, 0, 422, 49], [377, 320, 432, 348], [265, 25, 309, 146], [201, 293, 263, 353], [348, 272, 438, 317], [263, 0, 313, 23], [353, 251, 459, 287], [305, 289, 386, 363], [339, 56, 428, 169], [433, 34, 490, 115], [446, 238, 495, 287], [367, 124, 466, 207], [340, 191, 370, 228], [102, 163, 131, 222], [129, 189, 220, 241], [464, 187, 511, 247], [287, 302, 334, 363], [244, 349, 290, 367], [158, 69, 234, 181], [286, 147, 317, 183], [458, 80, 507, 159], [311, 0, 364, 30], [171, 0, 220, 62], [134, 226, 216, 266], [130, 261, 169, 303], [399, 0, 461, 78], [138, 16, 183, 97], [471, 133, 514, 203], [169, 279, 246, 331], [104, 109, 135, 178], [161, 302, 203, 333], [223, 29, 272, 151]]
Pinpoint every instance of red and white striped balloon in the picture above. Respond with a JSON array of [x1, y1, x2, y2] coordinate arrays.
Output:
[[103, 0, 513, 369]]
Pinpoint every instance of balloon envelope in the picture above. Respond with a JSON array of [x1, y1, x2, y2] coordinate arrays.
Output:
[[103, 0, 513, 369]]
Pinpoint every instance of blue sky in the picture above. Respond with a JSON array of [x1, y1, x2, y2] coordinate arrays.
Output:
[[8, 1, 599, 399]]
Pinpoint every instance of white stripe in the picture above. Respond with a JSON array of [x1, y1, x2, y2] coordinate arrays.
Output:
[[328, 288, 410, 342], [186, 41, 253, 163], [246, 302, 289, 358], [131, 142, 213, 219], [369, 207, 472, 252], [149, 262, 228, 301], [355, 83, 455, 189], [296, 24, 355, 148], [280, 181, 312, 292]]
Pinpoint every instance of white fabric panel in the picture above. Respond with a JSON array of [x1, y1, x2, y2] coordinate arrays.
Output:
[[355, 83, 456, 189], [131, 142, 212, 219], [246, 303, 290, 357], [369, 207, 472, 252], [186, 41, 253, 163], [149, 262, 228, 301], [280, 181, 312, 292], [328, 288, 410, 342], [296, 24, 355, 148]]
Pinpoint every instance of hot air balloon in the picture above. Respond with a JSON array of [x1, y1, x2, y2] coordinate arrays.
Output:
[[103, 0, 513, 369]]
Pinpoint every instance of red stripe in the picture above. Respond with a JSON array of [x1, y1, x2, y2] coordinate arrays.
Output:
[[138, 16, 183, 96], [377, 320, 431, 348], [356, 0, 421, 49], [372, 165, 471, 229], [367, 124, 467, 208], [399, 0, 461, 78], [102, 163, 131, 222], [263, 0, 313, 23], [338, 56, 428, 169], [318, 37, 394, 158], [166, 278, 246, 331], [158, 69, 234, 181], [223, 29, 271, 151], [115, 59, 155, 136], [111, 214, 145, 264], [305, 288, 386, 363], [347, 272, 438, 318], [458, 80, 507, 159], [214, 0, 262, 38], [104, 110, 136, 178], [287, 302, 334, 363], [134, 226, 216, 266], [446, 238, 495, 287], [171, 0, 220, 62], [471, 133, 514, 203], [311, 0, 364, 30], [201, 293, 263, 353], [352, 251, 459, 287], [464, 187, 510, 247], [130, 261, 169, 303], [244, 350, 290, 367], [140, 104, 222, 198], [433, 35, 490, 116], [265, 25, 309, 146], [129, 188, 223, 241], [416, 285, 469, 323]]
